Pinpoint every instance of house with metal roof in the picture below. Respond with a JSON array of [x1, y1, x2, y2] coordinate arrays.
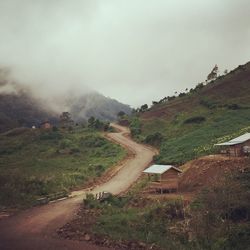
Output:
[[143, 164, 182, 193], [215, 132, 250, 157], [40, 120, 52, 129]]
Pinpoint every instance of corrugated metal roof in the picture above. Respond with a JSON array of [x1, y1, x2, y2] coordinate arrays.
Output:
[[215, 132, 250, 146], [143, 164, 182, 174]]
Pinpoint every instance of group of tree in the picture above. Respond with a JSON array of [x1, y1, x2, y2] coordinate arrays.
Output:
[[117, 111, 126, 119], [87, 116, 110, 131], [125, 64, 232, 116], [59, 112, 74, 129]]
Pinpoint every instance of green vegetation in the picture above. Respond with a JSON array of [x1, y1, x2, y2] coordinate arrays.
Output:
[[143, 108, 250, 165], [0, 127, 125, 208], [76, 167, 250, 250], [183, 116, 206, 124], [87, 116, 110, 131], [189, 167, 250, 250], [93, 199, 187, 249], [130, 62, 250, 164], [144, 132, 164, 147], [129, 116, 142, 138]]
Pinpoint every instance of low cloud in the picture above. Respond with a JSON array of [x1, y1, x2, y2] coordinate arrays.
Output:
[[0, 0, 250, 107]]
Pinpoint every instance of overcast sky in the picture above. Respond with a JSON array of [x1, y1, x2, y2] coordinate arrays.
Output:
[[0, 0, 250, 107]]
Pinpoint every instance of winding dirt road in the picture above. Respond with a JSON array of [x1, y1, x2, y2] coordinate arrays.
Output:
[[0, 124, 156, 250]]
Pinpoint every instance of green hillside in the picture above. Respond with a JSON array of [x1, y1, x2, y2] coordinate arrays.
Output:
[[0, 127, 125, 208], [133, 62, 250, 164]]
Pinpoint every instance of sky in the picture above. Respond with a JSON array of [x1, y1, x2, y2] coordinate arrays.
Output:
[[0, 0, 250, 107]]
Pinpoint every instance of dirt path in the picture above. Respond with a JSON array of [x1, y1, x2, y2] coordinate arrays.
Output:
[[0, 124, 156, 250]]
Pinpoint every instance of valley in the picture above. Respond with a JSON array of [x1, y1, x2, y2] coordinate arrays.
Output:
[[0, 123, 156, 250]]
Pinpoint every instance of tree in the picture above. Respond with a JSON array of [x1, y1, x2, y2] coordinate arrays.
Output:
[[144, 132, 164, 146], [88, 116, 95, 128], [60, 112, 74, 128], [207, 64, 219, 81], [140, 104, 148, 112], [117, 111, 125, 119], [87, 116, 109, 131]]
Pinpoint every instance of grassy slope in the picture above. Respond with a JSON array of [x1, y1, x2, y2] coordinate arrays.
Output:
[[139, 62, 250, 164], [0, 128, 125, 208], [92, 169, 250, 250], [58, 63, 250, 250]]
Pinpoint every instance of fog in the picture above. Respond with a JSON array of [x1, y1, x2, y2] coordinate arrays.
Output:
[[0, 0, 250, 107]]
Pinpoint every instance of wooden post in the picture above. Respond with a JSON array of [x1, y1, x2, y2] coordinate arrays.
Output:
[[160, 174, 163, 194]]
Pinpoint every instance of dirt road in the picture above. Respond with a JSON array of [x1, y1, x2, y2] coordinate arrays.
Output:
[[0, 124, 156, 250]]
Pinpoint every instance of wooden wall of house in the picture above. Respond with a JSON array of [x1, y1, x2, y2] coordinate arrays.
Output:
[[161, 168, 180, 180], [229, 145, 242, 157], [243, 140, 250, 147], [229, 140, 250, 156], [159, 169, 180, 189]]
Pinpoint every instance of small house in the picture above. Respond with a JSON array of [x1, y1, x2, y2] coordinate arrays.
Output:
[[40, 121, 52, 129], [215, 132, 250, 157], [143, 164, 182, 193]]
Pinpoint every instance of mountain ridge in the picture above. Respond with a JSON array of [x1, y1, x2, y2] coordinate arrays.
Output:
[[0, 77, 131, 132]]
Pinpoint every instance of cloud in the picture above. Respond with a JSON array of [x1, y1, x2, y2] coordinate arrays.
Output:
[[0, 0, 250, 107]]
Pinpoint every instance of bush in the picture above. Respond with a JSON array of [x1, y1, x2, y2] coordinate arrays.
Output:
[[39, 131, 62, 140], [144, 132, 164, 146], [200, 99, 218, 109], [59, 139, 71, 149], [184, 116, 206, 124], [83, 193, 100, 209], [129, 117, 141, 137], [52, 126, 58, 132], [178, 92, 186, 97], [190, 168, 250, 249], [226, 103, 241, 110], [81, 135, 106, 147], [194, 83, 204, 92], [88, 117, 110, 131]]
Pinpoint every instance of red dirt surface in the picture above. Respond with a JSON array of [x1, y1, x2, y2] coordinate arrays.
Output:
[[179, 154, 249, 192]]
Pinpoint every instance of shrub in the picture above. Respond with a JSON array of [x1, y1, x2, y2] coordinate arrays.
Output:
[[39, 131, 62, 140], [200, 98, 218, 109], [59, 139, 71, 149], [80, 135, 106, 147], [52, 126, 58, 132], [178, 92, 186, 97], [129, 117, 141, 137], [83, 193, 100, 209], [184, 116, 206, 124], [226, 103, 241, 110], [144, 132, 164, 146], [190, 167, 250, 249]]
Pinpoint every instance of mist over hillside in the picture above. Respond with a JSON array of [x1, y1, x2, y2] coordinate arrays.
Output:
[[0, 69, 131, 132], [68, 92, 131, 122]]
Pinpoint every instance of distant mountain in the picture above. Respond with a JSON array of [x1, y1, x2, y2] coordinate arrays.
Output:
[[0, 92, 58, 132], [68, 92, 131, 122], [0, 88, 131, 132]]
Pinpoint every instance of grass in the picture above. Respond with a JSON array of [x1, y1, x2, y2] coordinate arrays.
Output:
[[0, 127, 126, 208], [77, 167, 250, 250], [133, 62, 250, 164], [139, 108, 250, 164], [93, 202, 187, 249], [81, 179, 188, 249]]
